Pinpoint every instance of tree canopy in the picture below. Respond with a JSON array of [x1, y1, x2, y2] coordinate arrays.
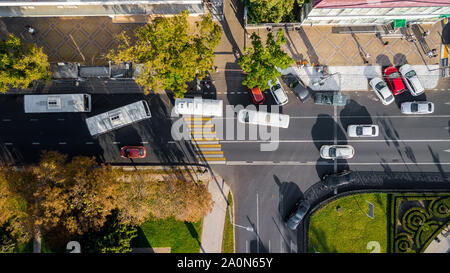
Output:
[[108, 10, 222, 98], [238, 30, 294, 90], [0, 34, 51, 93], [247, 0, 304, 23]]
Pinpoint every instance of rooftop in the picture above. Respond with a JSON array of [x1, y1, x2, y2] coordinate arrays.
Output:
[[313, 0, 450, 9]]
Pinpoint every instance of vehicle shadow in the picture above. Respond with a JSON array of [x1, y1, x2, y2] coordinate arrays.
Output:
[[339, 99, 373, 130]]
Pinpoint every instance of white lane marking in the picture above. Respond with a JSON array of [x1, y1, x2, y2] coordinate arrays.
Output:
[[30, 119, 38, 121], [226, 161, 450, 166], [32, 142, 40, 145], [444, 149, 450, 153], [280, 234, 283, 253], [179, 115, 450, 121], [57, 118, 65, 121], [246, 240, 249, 253], [2, 119, 11, 121], [59, 142, 67, 145], [268, 240, 271, 253], [112, 142, 120, 144], [86, 142, 94, 144], [290, 240, 294, 253], [257, 193, 259, 253], [141, 141, 149, 144], [4, 143, 13, 145], [220, 139, 450, 143]]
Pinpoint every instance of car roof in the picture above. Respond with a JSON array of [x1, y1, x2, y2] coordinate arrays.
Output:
[[273, 87, 287, 101], [250, 87, 264, 100]]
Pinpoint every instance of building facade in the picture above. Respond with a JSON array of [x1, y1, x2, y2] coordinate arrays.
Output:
[[301, 0, 450, 26]]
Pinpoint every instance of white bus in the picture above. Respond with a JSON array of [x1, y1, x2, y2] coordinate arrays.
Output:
[[237, 109, 290, 128], [174, 97, 223, 117], [85, 100, 151, 136], [24, 94, 92, 113]]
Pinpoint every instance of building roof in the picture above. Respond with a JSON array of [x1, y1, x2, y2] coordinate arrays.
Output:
[[313, 0, 450, 9]]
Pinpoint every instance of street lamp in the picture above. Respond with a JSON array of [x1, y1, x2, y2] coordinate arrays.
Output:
[[228, 205, 254, 232]]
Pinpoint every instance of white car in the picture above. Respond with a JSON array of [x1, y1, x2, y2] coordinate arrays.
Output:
[[320, 145, 355, 159], [268, 78, 289, 106], [347, 124, 379, 137], [401, 101, 434, 114], [369, 77, 395, 105], [399, 64, 424, 96]]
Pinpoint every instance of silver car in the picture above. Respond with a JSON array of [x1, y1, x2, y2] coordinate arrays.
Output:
[[268, 78, 289, 106], [369, 77, 394, 105], [320, 145, 355, 159], [399, 64, 424, 96], [401, 101, 434, 114], [347, 124, 379, 137]]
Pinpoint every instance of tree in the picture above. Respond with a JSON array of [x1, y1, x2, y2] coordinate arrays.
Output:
[[247, 0, 304, 23], [238, 30, 294, 90], [107, 10, 222, 98], [0, 34, 51, 93], [0, 223, 18, 253]]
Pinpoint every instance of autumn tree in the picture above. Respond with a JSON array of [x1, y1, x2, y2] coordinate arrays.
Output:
[[247, 0, 304, 23], [107, 10, 222, 98], [238, 30, 294, 91], [0, 34, 51, 93]]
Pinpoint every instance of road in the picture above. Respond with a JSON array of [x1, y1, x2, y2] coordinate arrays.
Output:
[[0, 72, 449, 254]]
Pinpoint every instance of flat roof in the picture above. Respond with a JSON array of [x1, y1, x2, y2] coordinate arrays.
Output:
[[313, 0, 450, 9]]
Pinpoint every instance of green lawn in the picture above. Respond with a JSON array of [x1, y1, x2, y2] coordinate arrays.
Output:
[[222, 192, 234, 253], [132, 217, 203, 253], [308, 193, 389, 253]]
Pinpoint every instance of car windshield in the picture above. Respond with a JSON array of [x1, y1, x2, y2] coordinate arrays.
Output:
[[411, 103, 418, 112], [356, 127, 363, 135], [372, 127, 376, 134], [405, 70, 417, 78], [329, 147, 336, 157], [271, 84, 281, 91], [389, 72, 399, 79], [428, 103, 432, 111], [139, 149, 144, 156], [375, 81, 387, 90]]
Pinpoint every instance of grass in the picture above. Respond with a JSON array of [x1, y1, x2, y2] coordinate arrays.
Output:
[[308, 193, 389, 253], [132, 217, 203, 253], [222, 192, 235, 253]]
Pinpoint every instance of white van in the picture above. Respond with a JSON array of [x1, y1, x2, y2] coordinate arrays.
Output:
[[237, 109, 290, 128]]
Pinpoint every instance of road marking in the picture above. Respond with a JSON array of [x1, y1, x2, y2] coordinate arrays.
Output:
[[59, 142, 67, 145], [32, 142, 40, 145], [141, 141, 149, 144], [257, 193, 259, 253], [246, 240, 249, 253], [86, 142, 94, 144], [30, 118, 38, 121], [226, 161, 450, 166], [4, 143, 13, 146], [112, 142, 120, 144], [444, 149, 450, 153], [57, 118, 65, 121], [182, 115, 450, 120], [2, 119, 11, 122], [220, 139, 450, 143], [268, 240, 271, 253]]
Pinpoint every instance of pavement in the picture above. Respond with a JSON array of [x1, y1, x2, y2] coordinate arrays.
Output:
[[424, 225, 450, 253]]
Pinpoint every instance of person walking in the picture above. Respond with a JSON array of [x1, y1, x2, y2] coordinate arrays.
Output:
[[25, 25, 36, 35]]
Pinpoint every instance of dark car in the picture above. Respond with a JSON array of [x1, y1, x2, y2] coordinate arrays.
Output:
[[322, 170, 356, 191], [248, 86, 265, 105], [120, 146, 147, 159], [285, 199, 311, 230], [281, 73, 311, 103]]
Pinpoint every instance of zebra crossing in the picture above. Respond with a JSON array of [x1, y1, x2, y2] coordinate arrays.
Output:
[[184, 116, 226, 164]]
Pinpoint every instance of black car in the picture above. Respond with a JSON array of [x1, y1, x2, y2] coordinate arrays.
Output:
[[281, 73, 311, 103], [285, 199, 311, 230], [322, 170, 356, 190]]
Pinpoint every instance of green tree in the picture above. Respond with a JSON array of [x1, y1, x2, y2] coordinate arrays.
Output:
[[108, 10, 222, 98], [247, 0, 304, 23], [238, 30, 294, 90], [0, 223, 17, 253], [0, 34, 51, 93]]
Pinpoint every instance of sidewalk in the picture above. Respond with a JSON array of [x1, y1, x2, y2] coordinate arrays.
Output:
[[200, 172, 230, 253], [281, 64, 440, 91]]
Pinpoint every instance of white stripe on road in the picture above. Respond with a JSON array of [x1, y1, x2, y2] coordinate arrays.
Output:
[[86, 142, 94, 144], [59, 142, 67, 145], [226, 161, 450, 166], [32, 142, 40, 145], [2, 119, 11, 122], [220, 139, 450, 143], [30, 119, 38, 121], [4, 143, 13, 145], [141, 141, 149, 144]]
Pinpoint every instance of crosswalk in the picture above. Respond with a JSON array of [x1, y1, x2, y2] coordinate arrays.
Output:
[[184, 116, 226, 164]]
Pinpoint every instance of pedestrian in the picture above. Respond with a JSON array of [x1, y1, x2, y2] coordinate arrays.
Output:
[[365, 53, 371, 59], [431, 48, 437, 54], [423, 30, 430, 37], [383, 41, 389, 46], [25, 25, 36, 35]]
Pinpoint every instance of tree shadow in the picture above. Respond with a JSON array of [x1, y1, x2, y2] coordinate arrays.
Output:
[[296, 27, 319, 65], [184, 221, 205, 253], [339, 99, 373, 130], [273, 175, 303, 220], [218, 11, 242, 59]]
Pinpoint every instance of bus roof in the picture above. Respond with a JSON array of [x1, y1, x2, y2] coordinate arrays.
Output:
[[24, 94, 91, 113], [174, 97, 223, 117]]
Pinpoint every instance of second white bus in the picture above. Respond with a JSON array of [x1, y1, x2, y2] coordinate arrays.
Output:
[[85, 100, 151, 136]]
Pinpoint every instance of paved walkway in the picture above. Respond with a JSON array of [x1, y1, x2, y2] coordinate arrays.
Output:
[[200, 171, 230, 253], [424, 225, 450, 253]]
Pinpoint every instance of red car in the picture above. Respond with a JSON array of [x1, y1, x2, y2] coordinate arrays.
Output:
[[120, 146, 146, 159], [383, 66, 405, 95], [248, 87, 265, 105]]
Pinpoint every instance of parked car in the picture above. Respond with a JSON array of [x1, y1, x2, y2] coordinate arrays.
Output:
[[320, 145, 355, 159], [280, 73, 311, 103], [285, 199, 311, 230], [314, 92, 347, 106], [268, 78, 289, 106], [322, 170, 356, 191], [347, 124, 379, 137], [248, 86, 265, 105], [399, 64, 424, 96], [383, 66, 405, 95], [369, 77, 395, 105], [121, 146, 146, 158], [401, 101, 434, 114]]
